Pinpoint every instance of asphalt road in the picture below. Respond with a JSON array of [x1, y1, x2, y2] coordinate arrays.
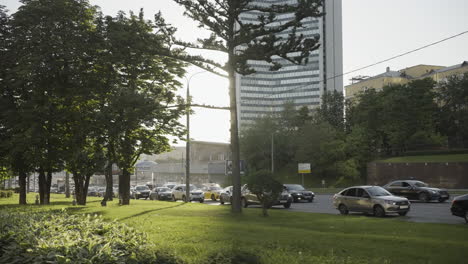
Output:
[[203, 194, 466, 225]]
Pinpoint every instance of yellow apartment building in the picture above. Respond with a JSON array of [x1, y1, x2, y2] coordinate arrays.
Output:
[[345, 61, 468, 100]]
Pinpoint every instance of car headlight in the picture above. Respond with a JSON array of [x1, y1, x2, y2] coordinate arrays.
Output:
[[384, 200, 397, 205]]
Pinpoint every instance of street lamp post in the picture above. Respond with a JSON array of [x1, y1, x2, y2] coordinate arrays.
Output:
[[185, 71, 207, 203]]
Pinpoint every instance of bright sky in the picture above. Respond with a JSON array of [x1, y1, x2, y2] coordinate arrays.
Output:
[[3, 0, 468, 145]]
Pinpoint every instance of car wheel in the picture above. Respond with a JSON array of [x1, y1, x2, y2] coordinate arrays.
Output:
[[338, 204, 348, 215], [438, 198, 446, 203], [182, 195, 187, 202], [308, 198, 313, 203], [172, 195, 176, 202], [464, 211, 468, 224], [200, 199, 204, 203], [418, 192, 429, 202], [220, 197, 225, 205], [284, 201, 291, 209], [230, 197, 232, 204], [241, 198, 248, 208], [291, 196, 296, 203], [374, 205, 386, 217], [211, 194, 216, 201], [398, 211, 408, 216]]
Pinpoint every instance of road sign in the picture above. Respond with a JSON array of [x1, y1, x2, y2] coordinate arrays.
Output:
[[298, 163, 311, 174], [225, 160, 245, 175]]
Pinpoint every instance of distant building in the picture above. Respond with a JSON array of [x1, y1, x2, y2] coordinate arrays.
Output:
[[345, 61, 468, 100], [135, 141, 231, 186], [236, 0, 343, 129]]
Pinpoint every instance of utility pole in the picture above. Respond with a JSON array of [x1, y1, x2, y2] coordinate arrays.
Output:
[[185, 71, 207, 203], [271, 133, 274, 173]]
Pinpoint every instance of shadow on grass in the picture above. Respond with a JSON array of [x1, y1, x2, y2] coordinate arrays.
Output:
[[118, 202, 187, 221]]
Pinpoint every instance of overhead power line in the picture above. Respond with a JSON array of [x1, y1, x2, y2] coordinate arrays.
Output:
[[238, 29, 468, 104], [167, 30, 468, 110]]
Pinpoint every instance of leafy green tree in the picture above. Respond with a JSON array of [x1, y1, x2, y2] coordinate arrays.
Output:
[[0, 4, 36, 204], [171, 0, 323, 213], [317, 90, 345, 131], [294, 120, 359, 185], [100, 11, 186, 205], [379, 79, 441, 154], [2, 0, 103, 204], [437, 73, 468, 148], [246, 170, 284, 217]]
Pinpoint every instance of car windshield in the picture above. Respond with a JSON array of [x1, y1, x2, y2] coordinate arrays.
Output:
[[157, 187, 170, 192], [413, 181, 428, 187], [136, 186, 149, 191], [286, 184, 305, 191], [366, 186, 392, 197]]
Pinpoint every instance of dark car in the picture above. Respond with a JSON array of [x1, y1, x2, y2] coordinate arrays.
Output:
[[451, 194, 468, 223], [284, 184, 315, 202], [241, 184, 292, 208], [383, 180, 449, 202], [150, 187, 172, 201], [134, 185, 151, 199]]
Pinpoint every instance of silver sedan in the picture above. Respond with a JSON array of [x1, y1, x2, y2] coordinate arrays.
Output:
[[333, 186, 410, 217]]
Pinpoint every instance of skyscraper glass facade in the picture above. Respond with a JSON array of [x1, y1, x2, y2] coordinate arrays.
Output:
[[236, 0, 343, 128]]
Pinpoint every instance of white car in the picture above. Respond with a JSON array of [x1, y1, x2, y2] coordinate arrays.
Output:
[[172, 184, 204, 203]]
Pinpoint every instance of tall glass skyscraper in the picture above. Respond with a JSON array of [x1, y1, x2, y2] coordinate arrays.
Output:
[[236, 0, 343, 129]]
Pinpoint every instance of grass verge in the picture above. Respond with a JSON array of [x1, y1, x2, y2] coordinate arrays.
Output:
[[1, 193, 467, 264]]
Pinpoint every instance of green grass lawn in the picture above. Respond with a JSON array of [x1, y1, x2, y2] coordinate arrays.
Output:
[[1, 193, 468, 264], [378, 154, 468, 163]]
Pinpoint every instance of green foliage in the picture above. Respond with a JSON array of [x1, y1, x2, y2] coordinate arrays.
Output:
[[246, 170, 284, 216], [0, 209, 180, 264], [436, 73, 468, 148], [0, 190, 13, 198], [348, 79, 440, 156], [2, 195, 468, 264], [1, 0, 186, 205], [241, 102, 361, 187], [317, 91, 345, 131]]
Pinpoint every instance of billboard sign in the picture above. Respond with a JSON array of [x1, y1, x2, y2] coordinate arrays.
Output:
[[298, 163, 311, 174]]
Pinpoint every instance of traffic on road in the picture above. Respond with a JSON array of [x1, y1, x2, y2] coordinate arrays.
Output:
[[116, 180, 468, 225]]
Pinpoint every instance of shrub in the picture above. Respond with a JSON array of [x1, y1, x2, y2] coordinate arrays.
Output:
[[0, 190, 13, 198], [0, 209, 182, 264]]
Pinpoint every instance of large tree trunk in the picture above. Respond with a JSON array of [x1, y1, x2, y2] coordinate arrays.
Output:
[[119, 168, 131, 205], [227, 63, 242, 214], [104, 161, 113, 201], [65, 171, 70, 198], [18, 171, 27, 205], [44, 171, 52, 204], [73, 172, 91, 205], [38, 168, 46, 204]]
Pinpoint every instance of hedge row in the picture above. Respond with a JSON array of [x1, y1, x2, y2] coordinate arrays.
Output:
[[0, 190, 13, 198], [0, 209, 180, 264]]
